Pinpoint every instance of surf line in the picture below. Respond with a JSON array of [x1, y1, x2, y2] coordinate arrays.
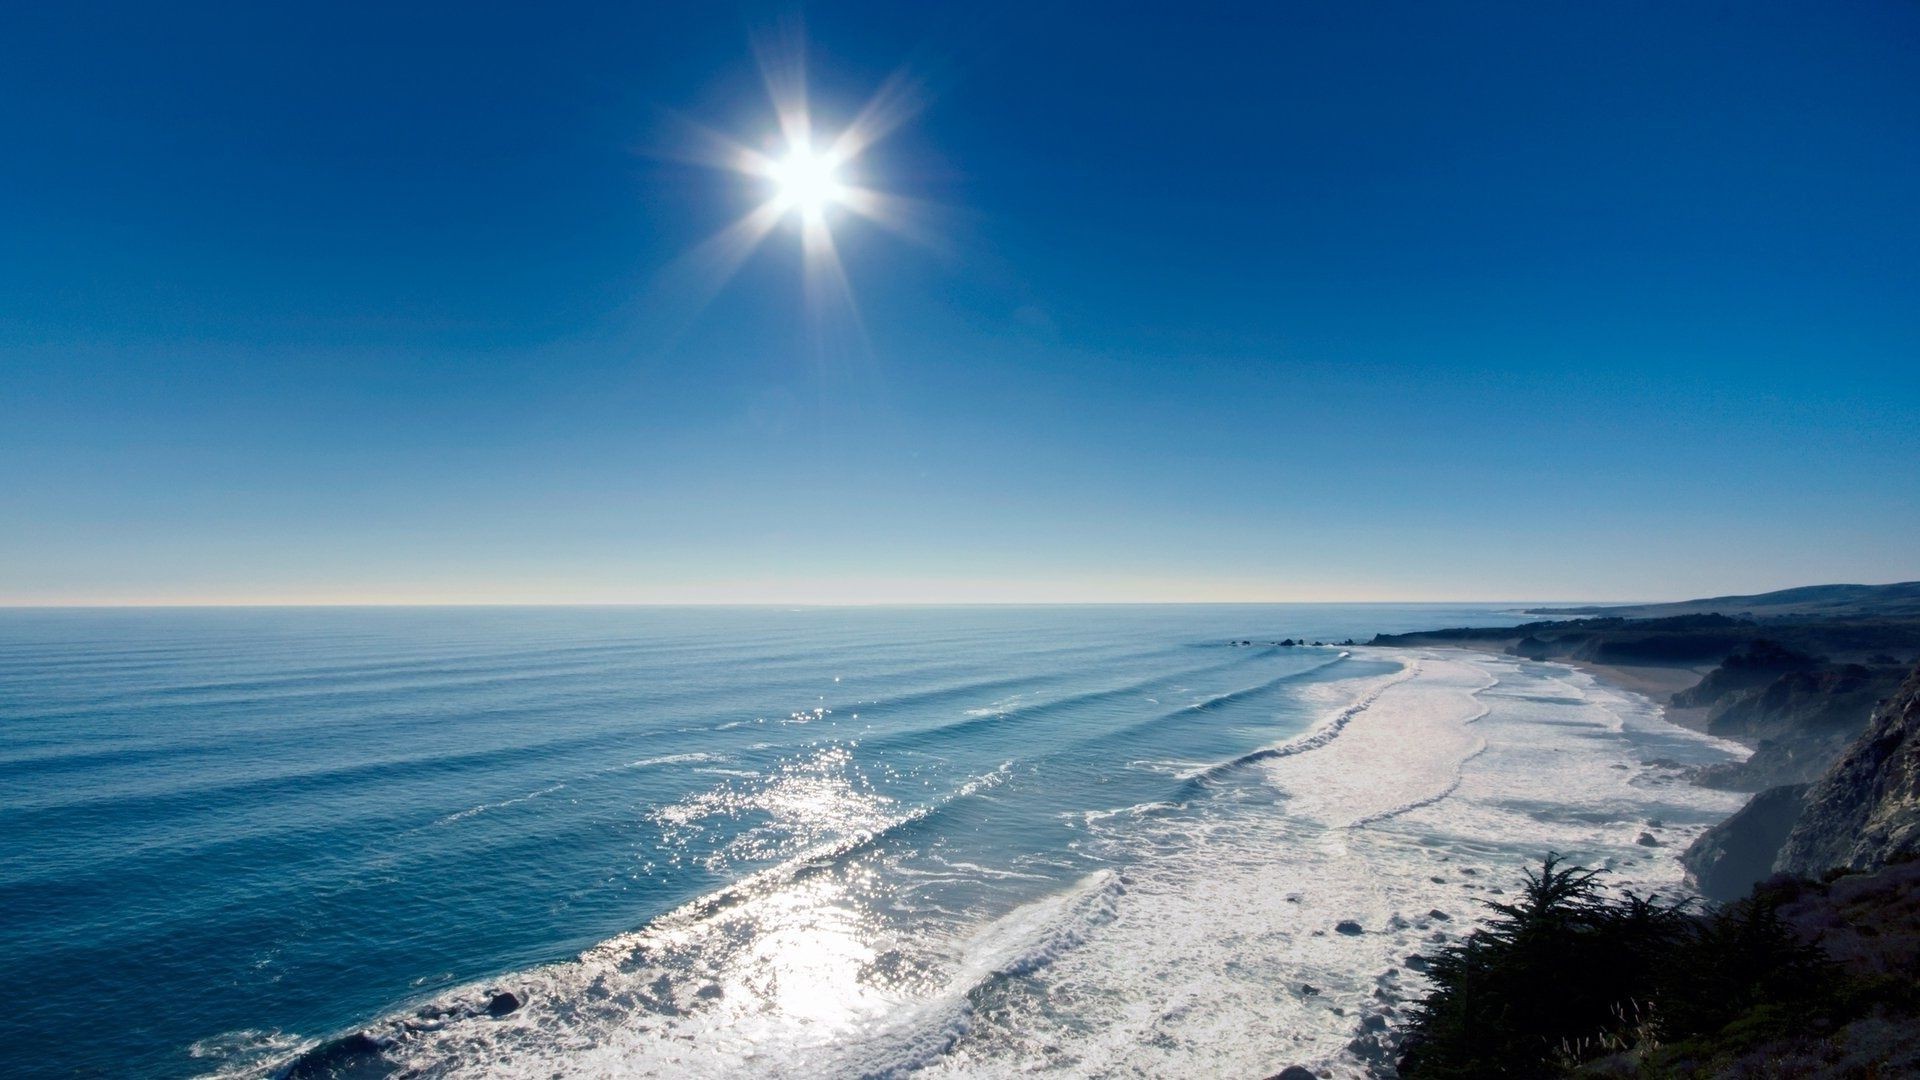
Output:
[[1179, 658, 1425, 788], [1345, 667, 1500, 829]]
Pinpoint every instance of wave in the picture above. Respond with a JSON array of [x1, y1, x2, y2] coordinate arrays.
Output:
[[644, 758, 1017, 926], [1348, 738, 1489, 829], [832, 870, 1128, 1076], [8, 713, 698, 822], [1182, 655, 1352, 714], [854, 651, 1309, 753], [1073, 653, 1358, 752], [617, 751, 723, 771], [17, 641, 712, 719], [256, 763, 1096, 1079], [1173, 661, 1422, 793], [435, 783, 568, 825], [1341, 669, 1500, 829], [1079, 800, 1183, 825]]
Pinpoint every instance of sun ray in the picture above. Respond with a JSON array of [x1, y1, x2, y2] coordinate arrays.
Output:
[[640, 199, 788, 341], [799, 210, 870, 357], [647, 107, 776, 176], [751, 20, 812, 150], [837, 186, 946, 252], [827, 69, 923, 164], [654, 26, 930, 338]]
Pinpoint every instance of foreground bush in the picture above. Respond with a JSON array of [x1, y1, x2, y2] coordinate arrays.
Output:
[[1397, 855, 1919, 1078]]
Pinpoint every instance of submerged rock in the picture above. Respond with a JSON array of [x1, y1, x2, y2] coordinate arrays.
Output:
[[485, 990, 522, 1017], [1334, 920, 1364, 936], [1269, 1068, 1318, 1080], [274, 1032, 390, 1080]]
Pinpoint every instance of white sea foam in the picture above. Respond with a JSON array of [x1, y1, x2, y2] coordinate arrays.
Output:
[[435, 783, 567, 825], [1080, 800, 1182, 824], [919, 650, 1748, 1077], [621, 751, 723, 769]]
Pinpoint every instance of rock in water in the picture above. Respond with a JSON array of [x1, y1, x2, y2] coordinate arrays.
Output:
[[1334, 920, 1364, 935], [1269, 1068, 1317, 1080], [274, 1032, 390, 1080], [486, 990, 522, 1017]]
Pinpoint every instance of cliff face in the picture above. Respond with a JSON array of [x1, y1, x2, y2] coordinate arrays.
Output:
[[1669, 639, 1818, 709], [1691, 663, 1907, 791], [1681, 783, 1810, 902], [1776, 663, 1920, 876]]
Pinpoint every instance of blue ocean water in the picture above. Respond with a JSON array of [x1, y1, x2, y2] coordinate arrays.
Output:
[[0, 603, 1688, 1077]]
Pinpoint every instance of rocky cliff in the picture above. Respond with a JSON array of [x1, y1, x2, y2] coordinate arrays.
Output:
[[1776, 662, 1920, 876], [1680, 783, 1810, 902], [1691, 660, 1907, 791]]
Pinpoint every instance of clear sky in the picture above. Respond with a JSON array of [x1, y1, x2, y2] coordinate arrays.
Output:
[[3, 2, 1917, 605]]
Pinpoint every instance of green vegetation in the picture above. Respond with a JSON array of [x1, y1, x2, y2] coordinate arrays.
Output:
[[1398, 856, 1920, 1078]]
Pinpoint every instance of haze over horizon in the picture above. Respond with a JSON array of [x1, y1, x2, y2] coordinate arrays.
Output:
[[6, 581, 1919, 609], [4, 2, 1917, 605]]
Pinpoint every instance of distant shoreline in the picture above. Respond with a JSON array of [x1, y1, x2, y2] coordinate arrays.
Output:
[[1411, 638, 1715, 729]]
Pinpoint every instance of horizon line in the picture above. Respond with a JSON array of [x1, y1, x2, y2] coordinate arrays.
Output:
[[0, 598, 1624, 610]]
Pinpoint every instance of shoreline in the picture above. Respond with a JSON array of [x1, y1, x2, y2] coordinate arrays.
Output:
[[1276, 644, 1749, 1074], [1414, 638, 1718, 732]]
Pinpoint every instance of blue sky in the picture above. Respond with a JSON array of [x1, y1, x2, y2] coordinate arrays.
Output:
[[3, 2, 1916, 604]]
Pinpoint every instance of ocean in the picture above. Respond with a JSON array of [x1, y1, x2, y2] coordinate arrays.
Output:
[[0, 605, 1748, 1078]]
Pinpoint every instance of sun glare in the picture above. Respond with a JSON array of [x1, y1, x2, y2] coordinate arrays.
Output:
[[766, 142, 846, 216], [657, 32, 928, 334]]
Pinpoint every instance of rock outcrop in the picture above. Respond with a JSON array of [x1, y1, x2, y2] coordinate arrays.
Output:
[[1691, 662, 1906, 790], [1679, 783, 1809, 902], [273, 1032, 389, 1080], [1669, 639, 1820, 709], [1776, 663, 1920, 875]]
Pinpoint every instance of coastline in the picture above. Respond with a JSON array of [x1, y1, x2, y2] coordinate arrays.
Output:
[[1223, 645, 1750, 1076], [1419, 638, 1717, 730]]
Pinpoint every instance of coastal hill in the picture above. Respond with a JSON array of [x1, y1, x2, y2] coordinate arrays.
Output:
[[1523, 580, 1920, 620]]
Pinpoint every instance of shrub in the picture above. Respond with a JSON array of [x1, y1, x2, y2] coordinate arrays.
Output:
[[1398, 855, 1839, 1078]]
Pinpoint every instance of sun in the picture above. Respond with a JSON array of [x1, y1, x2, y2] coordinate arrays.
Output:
[[765, 142, 846, 217], [657, 34, 928, 328]]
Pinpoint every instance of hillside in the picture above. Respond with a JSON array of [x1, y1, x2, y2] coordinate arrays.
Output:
[[1777, 662, 1920, 876], [1525, 581, 1920, 620]]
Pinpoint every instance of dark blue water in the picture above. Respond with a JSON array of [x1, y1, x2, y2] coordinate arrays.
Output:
[[0, 604, 1525, 1077]]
